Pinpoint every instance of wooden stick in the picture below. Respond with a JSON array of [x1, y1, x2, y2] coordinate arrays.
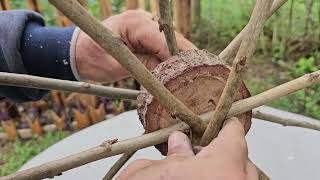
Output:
[[219, 0, 288, 64], [0, 72, 138, 100], [201, 0, 273, 146], [200, 70, 320, 121], [0, 0, 10, 10], [158, 0, 179, 55], [103, 151, 136, 180], [0, 122, 190, 180], [253, 109, 320, 131], [150, 0, 159, 16], [49, 0, 207, 135]]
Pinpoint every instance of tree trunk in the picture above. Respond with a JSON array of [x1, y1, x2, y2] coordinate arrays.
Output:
[[138, 0, 145, 10], [150, 0, 159, 16], [0, 0, 10, 10], [126, 0, 138, 10], [173, 0, 192, 38], [191, 0, 201, 31], [304, 0, 314, 37], [27, 0, 43, 14], [100, 0, 112, 19]]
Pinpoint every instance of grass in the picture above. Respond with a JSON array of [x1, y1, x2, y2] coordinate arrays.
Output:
[[0, 131, 69, 176]]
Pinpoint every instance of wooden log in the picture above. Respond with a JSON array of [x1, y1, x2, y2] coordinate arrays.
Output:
[[173, 0, 192, 38], [99, 0, 112, 19], [137, 50, 252, 154], [27, 0, 43, 14]]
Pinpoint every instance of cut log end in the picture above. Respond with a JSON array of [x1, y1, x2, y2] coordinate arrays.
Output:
[[137, 50, 252, 155]]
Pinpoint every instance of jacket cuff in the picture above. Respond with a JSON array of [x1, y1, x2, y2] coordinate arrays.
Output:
[[21, 21, 76, 81]]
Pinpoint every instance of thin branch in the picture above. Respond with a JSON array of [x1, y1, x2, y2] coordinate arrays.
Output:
[[103, 151, 136, 180], [49, 0, 207, 135], [201, 0, 273, 146], [200, 70, 320, 123], [0, 72, 138, 100], [253, 109, 320, 131], [219, 0, 288, 64], [0, 122, 190, 180], [158, 0, 179, 55]]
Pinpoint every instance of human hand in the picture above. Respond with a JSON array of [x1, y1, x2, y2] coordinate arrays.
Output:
[[117, 118, 258, 180], [75, 10, 196, 82]]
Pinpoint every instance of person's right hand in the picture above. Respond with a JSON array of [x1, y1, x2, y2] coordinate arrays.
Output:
[[117, 118, 258, 180]]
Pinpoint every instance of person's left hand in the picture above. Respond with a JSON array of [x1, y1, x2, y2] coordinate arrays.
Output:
[[75, 10, 196, 82]]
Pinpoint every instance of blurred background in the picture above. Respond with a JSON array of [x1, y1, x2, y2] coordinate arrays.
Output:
[[0, 0, 319, 176]]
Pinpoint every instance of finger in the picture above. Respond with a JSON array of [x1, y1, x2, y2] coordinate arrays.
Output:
[[135, 53, 161, 70], [167, 131, 195, 157], [117, 159, 153, 180], [198, 118, 248, 165]]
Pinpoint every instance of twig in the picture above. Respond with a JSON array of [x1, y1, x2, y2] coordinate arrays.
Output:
[[253, 109, 320, 131], [103, 151, 136, 180], [0, 72, 138, 100], [219, 0, 288, 63], [49, 0, 207, 135], [200, 71, 320, 123], [0, 122, 190, 180], [201, 0, 273, 146], [158, 0, 179, 55]]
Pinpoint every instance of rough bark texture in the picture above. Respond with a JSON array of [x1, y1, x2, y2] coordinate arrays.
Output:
[[138, 50, 252, 154]]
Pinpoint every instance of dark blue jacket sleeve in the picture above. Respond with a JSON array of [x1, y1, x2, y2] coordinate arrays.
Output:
[[0, 10, 76, 102]]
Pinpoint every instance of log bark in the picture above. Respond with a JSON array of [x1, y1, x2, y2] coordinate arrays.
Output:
[[158, 0, 179, 55], [49, 0, 207, 135], [100, 0, 112, 19], [138, 50, 251, 154], [219, 0, 288, 64], [201, 0, 273, 146], [0, 72, 139, 100], [173, 0, 192, 37], [0, 122, 190, 180]]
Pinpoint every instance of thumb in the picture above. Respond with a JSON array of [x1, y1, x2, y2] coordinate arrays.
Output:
[[167, 131, 194, 157]]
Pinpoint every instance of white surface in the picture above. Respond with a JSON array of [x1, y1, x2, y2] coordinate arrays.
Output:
[[21, 107, 320, 180]]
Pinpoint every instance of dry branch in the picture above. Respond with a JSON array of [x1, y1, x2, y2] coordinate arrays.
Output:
[[49, 0, 207, 135], [0, 72, 138, 100], [201, 0, 273, 146], [200, 70, 320, 120], [253, 109, 320, 131], [103, 151, 136, 180], [219, 0, 288, 63], [0, 122, 190, 180], [158, 0, 179, 55]]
